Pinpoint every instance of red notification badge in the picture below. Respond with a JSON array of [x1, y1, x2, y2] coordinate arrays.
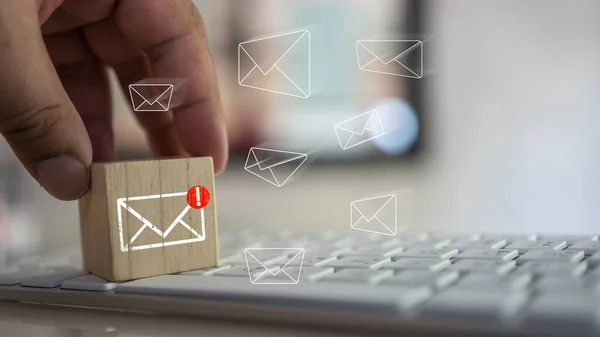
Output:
[[186, 185, 210, 209]]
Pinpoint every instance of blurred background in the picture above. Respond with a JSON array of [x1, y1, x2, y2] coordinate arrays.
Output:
[[1, 0, 600, 265]]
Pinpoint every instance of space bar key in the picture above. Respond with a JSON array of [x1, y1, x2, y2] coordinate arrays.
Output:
[[116, 275, 431, 314]]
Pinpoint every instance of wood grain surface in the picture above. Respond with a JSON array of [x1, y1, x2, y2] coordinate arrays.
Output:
[[79, 157, 218, 281]]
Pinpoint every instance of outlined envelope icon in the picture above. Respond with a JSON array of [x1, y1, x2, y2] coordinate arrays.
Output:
[[238, 30, 311, 98], [244, 248, 305, 284], [117, 192, 206, 252], [356, 40, 423, 78], [244, 147, 308, 187], [351, 194, 397, 236], [128, 84, 174, 111], [334, 110, 385, 150]]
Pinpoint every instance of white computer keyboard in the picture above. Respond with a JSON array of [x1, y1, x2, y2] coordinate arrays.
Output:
[[1, 231, 600, 336]]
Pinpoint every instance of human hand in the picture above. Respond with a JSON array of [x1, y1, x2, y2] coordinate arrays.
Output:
[[0, 0, 228, 200]]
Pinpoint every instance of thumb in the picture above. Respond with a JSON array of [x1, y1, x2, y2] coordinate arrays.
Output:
[[0, 1, 92, 200]]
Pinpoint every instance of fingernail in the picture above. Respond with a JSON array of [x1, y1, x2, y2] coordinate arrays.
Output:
[[36, 156, 89, 200]]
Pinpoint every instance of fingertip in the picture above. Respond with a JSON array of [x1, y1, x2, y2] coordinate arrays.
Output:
[[174, 107, 229, 175], [213, 145, 229, 176], [36, 156, 90, 200], [208, 121, 229, 175]]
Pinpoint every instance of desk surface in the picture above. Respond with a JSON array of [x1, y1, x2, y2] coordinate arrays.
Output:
[[0, 302, 384, 337]]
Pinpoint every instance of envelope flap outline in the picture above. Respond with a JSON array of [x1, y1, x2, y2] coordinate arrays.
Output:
[[248, 147, 308, 171], [245, 249, 304, 276], [239, 30, 308, 75], [129, 84, 174, 105], [245, 250, 278, 275], [351, 194, 396, 221], [117, 198, 163, 238], [357, 40, 421, 65], [276, 249, 304, 273], [119, 198, 191, 241], [391, 41, 422, 64], [334, 110, 384, 135], [117, 192, 205, 251]]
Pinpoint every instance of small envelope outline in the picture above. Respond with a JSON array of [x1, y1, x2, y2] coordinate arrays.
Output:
[[238, 30, 311, 98], [117, 192, 206, 252], [128, 84, 174, 111], [244, 147, 308, 187], [351, 194, 397, 236], [244, 248, 305, 284], [334, 110, 385, 150], [356, 40, 423, 78]]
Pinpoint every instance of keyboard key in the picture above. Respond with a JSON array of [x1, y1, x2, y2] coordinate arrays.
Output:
[[454, 249, 518, 261], [347, 245, 404, 257], [419, 288, 529, 323], [381, 258, 451, 272], [537, 235, 598, 245], [479, 234, 537, 244], [450, 259, 516, 275], [517, 250, 585, 263], [395, 248, 458, 259], [454, 272, 532, 290], [0, 268, 52, 286], [61, 274, 118, 292], [320, 256, 391, 270], [288, 255, 337, 267], [213, 265, 267, 278], [303, 246, 352, 257], [20, 269, 88, 288], [253, 266, 334, 283], [231, 253, 289, 266], [568, 241, 600, 255], [218, 252, 243, 264], [450, 238, 508, 250], [117, 275, 432, 314], [298, 267, 335, 281], [380, 270, 459, 289], [335, 233, 389, 245], [429, 238, 454, 249], [180, 265, 233, 276], [518, 261, 588, 277], [519, 293, 599, 335], [506, 240, 567, 251], [317, 268, 393, 284], [366, 238, 407, 249]]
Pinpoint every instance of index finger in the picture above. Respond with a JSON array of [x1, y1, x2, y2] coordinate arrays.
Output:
[[115, 0, 228, 172]]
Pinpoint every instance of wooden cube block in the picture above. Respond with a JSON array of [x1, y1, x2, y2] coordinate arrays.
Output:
[[78, 157, 218, 281]]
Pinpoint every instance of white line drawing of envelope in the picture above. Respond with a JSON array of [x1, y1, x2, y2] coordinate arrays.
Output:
[[334, 110, 385, 150], [128, 84, 174, 112], [238, 30, 311, 98], [351, 194, 397, 236], [244, 248, 305, 284], [117, 192, 206, 252], [356, 40, 423, 78], [244, 147, 308, 187]]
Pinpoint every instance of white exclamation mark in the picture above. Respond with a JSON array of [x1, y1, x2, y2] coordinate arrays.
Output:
[[195, 186, 201, 207]]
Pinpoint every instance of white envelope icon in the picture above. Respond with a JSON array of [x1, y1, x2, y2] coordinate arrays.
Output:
[[244, 147, 308, 187], [356, 40, 423, 78], [117, 192, 206, 252], [244, 248, 305, 284], [238, 30, 310, 98], [334, 110, 385, 150], [351, 194, 397, 236], [128, 84, 174, 111]]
